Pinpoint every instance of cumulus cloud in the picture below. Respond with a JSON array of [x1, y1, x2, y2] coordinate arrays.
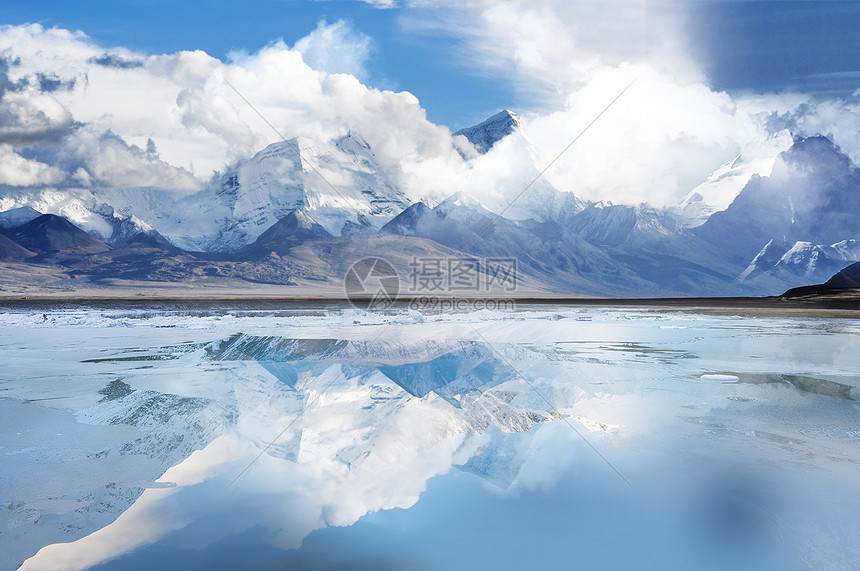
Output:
[[394, 0, 860, 206], [739, 92, 860, 164], [0, 22, 466, 202], [0, 56, 74, 145], [59, 129, 201, 190], [292, 19, 375, 82], [0, 88, 74, 144], [401, 0, 696, 106], [0, 143, 64, 186], [517, 67, 754, 205], [518, 73, 860, 206]]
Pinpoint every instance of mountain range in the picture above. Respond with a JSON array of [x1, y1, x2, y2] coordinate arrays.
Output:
[[1, 110, 858, 298]]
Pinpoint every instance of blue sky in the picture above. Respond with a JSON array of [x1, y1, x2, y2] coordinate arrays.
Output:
[[690, 1, 860, 98], [4, 1, 860, 130]]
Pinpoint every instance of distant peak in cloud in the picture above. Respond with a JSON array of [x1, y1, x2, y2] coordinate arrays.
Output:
[[454, 109, 521, 154]]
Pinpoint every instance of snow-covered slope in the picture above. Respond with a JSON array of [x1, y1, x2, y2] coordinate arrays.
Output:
[[697, 135, 860, 263], [185, 133, 409, 251], [564, 202, 683, 248], [737, 239, 860, 286], [454, 110, 590, 224], [1, 131, 408, 252], [774, 241, 851, 279], [3, 107, 860, 297], [0, 188, 156, 244], [695, 135, 860, 291], [0, 206, 42, 229], [679, 130, 793, 227], [454, 110, 521, 154]]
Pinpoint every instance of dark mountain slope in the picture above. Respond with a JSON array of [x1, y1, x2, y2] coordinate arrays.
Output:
[[695, 136, 860, 266], [7, 214, 111, 256]]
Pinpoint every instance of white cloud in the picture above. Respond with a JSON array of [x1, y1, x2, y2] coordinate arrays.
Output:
[[292, 19, 375, 82], [401, 0, 696, 106], [0, 89, 73, 144], [60, 129, 201, 190], [0, 143, 64, 186], [518, 67, 755, 205], [359, 0, 399, 7], [737, 92, 860, 165], [393, 1, 860, 207], [0, 22, 467, 203], [2, 7, 860, 214]]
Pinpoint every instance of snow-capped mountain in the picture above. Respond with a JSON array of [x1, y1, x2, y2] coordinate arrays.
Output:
[[831, 239, 860, 260], [692, 134, 860, 291], [2, 108, 860, 298], [564, 202, 683, 248], [186, 133, 410, 251], [737, 239, 860, 287], [454, 110, 522, 154], [380, 190, 732, 297], [0, 131, 409, 253], [454, 109, 591, 224], [0, 187, 161, 245], [696, 135, 860, 265], [774, 241, 853, 279], [0, 206, 42, 229], [678, 130, 793, 227]]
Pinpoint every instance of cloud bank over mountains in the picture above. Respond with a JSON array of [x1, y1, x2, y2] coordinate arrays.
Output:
[[0, 21, 466, 203], [2, 1, 860, 210]]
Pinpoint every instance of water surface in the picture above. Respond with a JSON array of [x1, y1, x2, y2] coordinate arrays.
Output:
[[1, 304, 858, 570]]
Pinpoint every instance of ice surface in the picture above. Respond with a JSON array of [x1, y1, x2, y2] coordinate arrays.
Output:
[[0, 304, 858, 570]]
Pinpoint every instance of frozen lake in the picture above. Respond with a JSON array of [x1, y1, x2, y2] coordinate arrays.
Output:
[[1, 303, 859, 570]]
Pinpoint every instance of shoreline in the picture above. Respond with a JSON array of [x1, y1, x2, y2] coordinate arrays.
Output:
[[1, 293, 859, 315]]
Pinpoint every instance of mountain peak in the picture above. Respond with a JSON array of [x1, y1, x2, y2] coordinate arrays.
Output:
[[9, 214, 111, 255], [490, 109, 520, 125], [454, 109, 521, 154], [678, 130, 794, 228], [0, 206, 43, 229], [252, 209, 332, 245], [209, 128, 409, 248], [784, 134, 851, 169], [380, 202, 431, 236], [436, 191, 488, 213], [287, 208, 321, 230]]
